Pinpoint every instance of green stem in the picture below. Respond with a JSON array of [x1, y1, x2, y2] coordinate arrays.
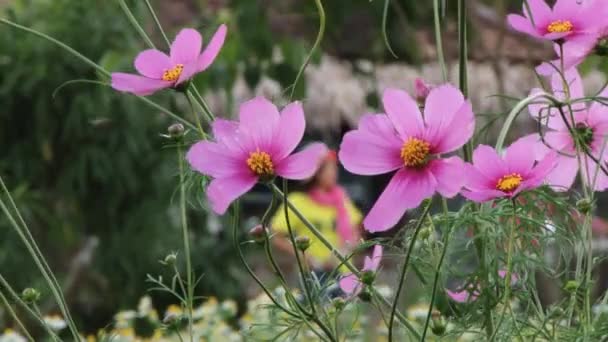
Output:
[[143, 0, 171, 47], [0, 290, 34, 342], [421, 224, 452, 340], [118, 0, 155, 48], [290, 0, 325, 100], [388, 200, 432, 342], [458, 0, 472, 162], [270, 185, 422, 339], [0, 177, 80, 341], [177, 142, 194, 342], [433, 0, 448, 82], [382, 0, 398, 58]]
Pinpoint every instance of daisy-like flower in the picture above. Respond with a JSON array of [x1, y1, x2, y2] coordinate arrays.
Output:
[[462, 139, 557, 203], [0, 329, 27, 342], [507, 0, 604, 43], [339, 85, 474, 232], [43, 314, 67, 331], [112, 25, 227, 96], [339, 245, 383, 296], [187, 97, 327, 214], [522, 69, 608, 191]]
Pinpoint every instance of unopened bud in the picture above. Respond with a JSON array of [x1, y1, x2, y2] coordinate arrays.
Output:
[[576, 198, 593, 214], [414, 78, 432, 104], [549, 306, 564, 318], [21, 288, 41, 303], [357, 289, 372, 302], [360, 270, 376, 286], [431, 311, 447, 336], [162, 252, 177, 266], [332, 297, 346, 310], [295, 236, 311, 252], [564, 280, 579, 293], [248, 225, 267, 244], [167, 123, 185, 139]]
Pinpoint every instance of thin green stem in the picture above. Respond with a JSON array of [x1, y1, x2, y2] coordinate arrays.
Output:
[[382, 0, 398, 58], [177, 142, 194, 342], [143, 0, 171, 47], [388, 200, 433, 342], [433, 0, 448, 82], [421, 224, 452, 340], [33, 304, 61, 342], [290, 0, 325, 100], [270, 185, 421, 339], [118, 0, 156, 49], [458, 0, 472, 162], [0, 177, 80, 340], [0, 290, 34, 342], [184, 92, 207, 138]]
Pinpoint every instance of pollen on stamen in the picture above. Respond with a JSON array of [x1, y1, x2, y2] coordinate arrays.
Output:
[[496, 173, 523, 192], [547, 20, 574, 34], [247, 150, 274, 178], [400, 137, 431, 168], [162, 64, 184, 82]]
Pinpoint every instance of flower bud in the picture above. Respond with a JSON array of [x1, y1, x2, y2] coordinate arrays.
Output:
[[295, 236, 311, 252], [431, 310, 446, 336], [168, 123, 185, 139], [360, 270, 376, 286], [162, 252, 178, 266], [21, 288, 41, 303], [332, 297, 346, 311], [248, 225, 267, 244], [576, 198, 593, 214], [414, 78, 432, 104], [564, 280, 579, 293], [357, 288, 372, 302], [548, 306, 564, 318]]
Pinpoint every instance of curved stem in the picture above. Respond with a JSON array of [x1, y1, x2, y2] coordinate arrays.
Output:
[[433, 0, 448, 82], [388, 200, 433, 342], [177, 142, 194, 342], [143, 0, 171, 48], [118, 0, 155, 48], [0, 290, 34, 342], [290, 0, 325, 100], [382, 0, 398, 58]]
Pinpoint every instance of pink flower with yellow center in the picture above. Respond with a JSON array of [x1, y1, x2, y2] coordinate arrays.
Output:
[[507, 0, 604, 42], [187, 97, 327, 214], [462, 140, 557, 203], [521, 69, 608, 191], [112, 25, 227, 96], [339, 85, 474, 232], [339, 245, 382, 296]]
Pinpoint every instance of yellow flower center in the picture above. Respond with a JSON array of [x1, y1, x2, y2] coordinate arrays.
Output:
[[247, 150, 274, 177], [547, 20, 574, 33], [401, 137, 431, 168], [496, 173, 523, 192], [161, 64, 184, 82]]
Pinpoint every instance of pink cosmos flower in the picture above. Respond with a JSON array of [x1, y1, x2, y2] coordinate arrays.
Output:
[[521, 69, 608, 191], [462, 139, 557, 203], [414, 78, 432, 104], [339, 85, 474, 232], [507, 0, 604, 43], [536, 32, 605, 76], [339, 245, 383, 296], [186, 97, 327, 214], [112, 25, 227, 96]]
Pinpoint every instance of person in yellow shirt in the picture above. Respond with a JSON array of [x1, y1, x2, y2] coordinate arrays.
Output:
[[270, 150, 362, 273]]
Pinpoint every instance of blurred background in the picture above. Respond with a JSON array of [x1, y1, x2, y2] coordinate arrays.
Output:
[[2, 0, 608, 336]]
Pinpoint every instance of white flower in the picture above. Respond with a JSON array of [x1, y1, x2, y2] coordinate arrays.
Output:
[[44, 314, 67, 331], [0, 329, 27, 342]]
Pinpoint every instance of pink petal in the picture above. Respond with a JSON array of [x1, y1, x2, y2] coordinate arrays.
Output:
[[472, 145, 508, 180], [272, 101, 306, 160], [526, 0, 552, 20], [587, 86, 608, 126], [583, 155, 608, 191], [339, 273, 361, 295], [363, 168, 437, 233], [423, 84, 465, 130], [498, 269, 519, 285], [134, 49, 172, 79], [461, 189, 505, 203], [508, 14, 542, 38], [186, 141, 247, 178], [382, 88, 424, 139], [275, 143, 327, 180], [238, 97, 280, 151], [363, 245, 383, 271], [170, 28, 202, 65], [427, 100, 475, 154], [198, 24, 228, 71], [463, 163, 496, 192], [545, 155, 578, 191], [339, 117, 403, 176], [428, 157, 466, 198], [505, 138, 536, 175], [551, 68, 584, 101], [111, 72, 171, 96], [207, 174, 257, 214], [525, 151, 558, 188], [175, 62, 199, 85]]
